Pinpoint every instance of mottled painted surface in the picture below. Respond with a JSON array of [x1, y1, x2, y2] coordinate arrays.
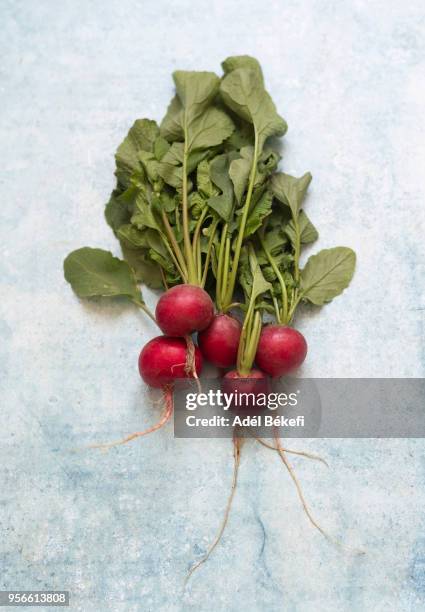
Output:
[[1, 1, 424, 610]]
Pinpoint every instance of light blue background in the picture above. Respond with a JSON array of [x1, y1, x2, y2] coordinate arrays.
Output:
[[1, 1, 424, 610]]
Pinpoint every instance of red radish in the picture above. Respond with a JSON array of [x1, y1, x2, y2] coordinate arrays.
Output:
[[222, 369, 270, 412], [138, 336, 203, 388], [155, 284, 214, 337], [89, 336, 202, 450], [256, 325, 307, 377], [198, 313, 242, 368]]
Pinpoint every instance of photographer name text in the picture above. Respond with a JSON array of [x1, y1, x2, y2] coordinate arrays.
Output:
[[185, 414, 305, 428]]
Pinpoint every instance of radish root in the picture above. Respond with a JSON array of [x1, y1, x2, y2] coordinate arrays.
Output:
[[185, 433, 243, 584], [88, 386, 173, 451], [273, 429, 364, 556], [184, 335, 202, 393], [253, 433, 329, 467]]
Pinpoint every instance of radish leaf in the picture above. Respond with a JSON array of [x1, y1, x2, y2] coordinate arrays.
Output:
[[300, 247, 356, 305], [286, 210, 318, 245], [220, 67, 287, 149], [271, 171, 312, 219], [208, 153, 236, 222], [222, 55, 264, 84], [64, 247, 142, 303], [115, 119, 159, 188]]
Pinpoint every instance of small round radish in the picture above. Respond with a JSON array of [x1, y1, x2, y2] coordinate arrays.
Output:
[[155, 284, 214, 337], [256, 325, 307, 377], [222, 369, 270, 412], [198, 314, 242, 368], [138, 336, 203, 388]]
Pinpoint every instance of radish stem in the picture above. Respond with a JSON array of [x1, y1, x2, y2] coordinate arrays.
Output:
[[201, 219, 219, 288], [223, 132, 259, 309], [161, 211, 188, 281], [259, 232, 288, 323], [132, 300, 158, 327]]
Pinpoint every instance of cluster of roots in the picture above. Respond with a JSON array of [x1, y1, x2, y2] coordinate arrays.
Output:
[[89, 400, 364, 583]]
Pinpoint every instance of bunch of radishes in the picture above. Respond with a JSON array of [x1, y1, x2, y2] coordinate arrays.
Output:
[[63, 54, 358, 574]]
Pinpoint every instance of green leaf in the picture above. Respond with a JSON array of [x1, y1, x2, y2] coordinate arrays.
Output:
[[161, 72, 233, 153], [160, 95, 184, 142], [187, 106, 234, 151], [64, 247, 141, 302], [229, 147, 252, 204], [131, 192, 160, 231], [220, 67, 287, 149], [174, 70, 219, 121], [138, 150, 160, 183], [115, 119, 159, 187], [117, 224, 150, 249], [224, 117, 254, 150], [197, 160, 219, 198], [271, 171, 312, 219], [208, 153, 236, 221], [258, 148, 280, 176], [154, 136, 170, 160], [148, 248, 176, 275], [286, 210, 318, 245], [158, 142, 208, 188], [105, 191, 132, 232], [188, 191, 207, 218], [249, 246, 273, 302], [239, 245, 273, 301], [229, 146, 280, 205], [151, 191, 176, 214], [262, 226, 288, 255], [300, 247, 356, 305], [120, 244, 164, 289], [222, 55, 264, 85], [245, 190, 273, 237]]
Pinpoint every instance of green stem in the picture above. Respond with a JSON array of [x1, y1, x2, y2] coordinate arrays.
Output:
[[272, 294, 280, 321], [182, 146, 197, 284], [196, 235, 202, 285], [237, 297, 256, 375], [287, 212, 302, 319], [192, 208, 207, 283], [259, 233, 288, 324], [133, 300, 158, 326], [161, 211, 188, 282], [159, 266, 169, 290], [201, 219, 218, 288], [287, 293, 301, 323], [244, 311, 262, 372], [162, 239, 186, 282], [216, 224, 228, 311], [192, 208, 207, 253], [223, 131, 259, 309], [292, 212, 301, 284], [220, 236, 231, 307], [222, 302, 243, 312]]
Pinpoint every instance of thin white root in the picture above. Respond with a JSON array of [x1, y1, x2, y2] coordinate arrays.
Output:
[[273, 430, 365, 556], [254, 434, 329, 468], [185, 433, 243, 584], [88, 387, 173, 451], [184, 335, 202, 393]]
